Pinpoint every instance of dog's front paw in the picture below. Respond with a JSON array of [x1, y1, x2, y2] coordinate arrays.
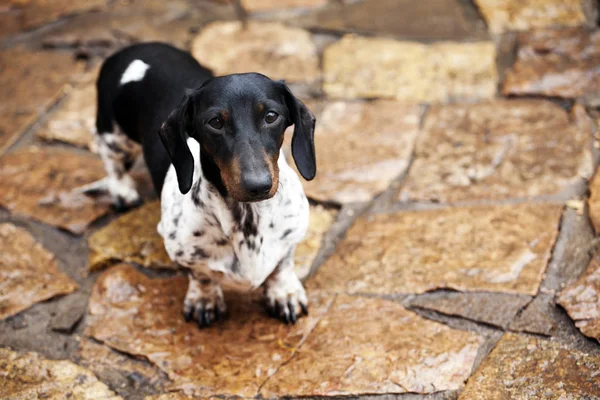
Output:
[[183, 277, 227, 328], [264, 271, 308, 324]]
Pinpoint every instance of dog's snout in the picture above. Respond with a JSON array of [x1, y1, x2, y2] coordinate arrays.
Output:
[[242, 172, 272, 197]]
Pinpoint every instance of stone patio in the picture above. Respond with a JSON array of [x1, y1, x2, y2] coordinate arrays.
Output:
[[1, 1, 600, 399]]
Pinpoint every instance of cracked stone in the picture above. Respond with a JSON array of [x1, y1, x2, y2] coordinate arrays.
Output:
[[294, 205, 337, 280], [558, 253, 600, 341], [399, 100, 591, 203], [503, 28, 600, 98], [459, 333, 600, 399], [0, 147, 111, 234], [242, 0, 327, 12], [409, 292, 532, 329], [289, 101, 421, 204], [474, 0, 592, 33], [191, 21, 319, 83], [309, 203, 562, 296], [588, 171, 600, 233], [323, 35, 497, 103], [4, 0, 106, 31], [0, 49, 83, 155], [260, 294, 483, 397], [0, 347, 121, 399], [510, 293, 558, 336], [295, 0, 488, 41], [86, 264, 333, 397], [0, 223, 78, 320]]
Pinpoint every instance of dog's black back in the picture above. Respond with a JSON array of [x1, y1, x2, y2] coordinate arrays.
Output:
[[96, 42, 213, 193]]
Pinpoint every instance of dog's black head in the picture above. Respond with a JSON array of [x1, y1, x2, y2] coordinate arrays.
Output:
[[158, 73, 316, 202]]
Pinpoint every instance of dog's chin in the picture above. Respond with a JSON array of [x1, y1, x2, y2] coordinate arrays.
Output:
[[231, 191, 275, 203]]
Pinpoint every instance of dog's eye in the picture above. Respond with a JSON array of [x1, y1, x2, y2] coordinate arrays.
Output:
[[208, 117, 224, 130], [265, 111, 279, 124]]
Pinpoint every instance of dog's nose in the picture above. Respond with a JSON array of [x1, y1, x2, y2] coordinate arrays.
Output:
[[242, 173, 272, 197]]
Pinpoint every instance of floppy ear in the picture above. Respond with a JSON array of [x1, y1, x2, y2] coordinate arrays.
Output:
[[281, 82, 317, 181], [158, 91, 195, 194]]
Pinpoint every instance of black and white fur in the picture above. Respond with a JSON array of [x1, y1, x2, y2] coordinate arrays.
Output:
[[92, 42, 316, 327]]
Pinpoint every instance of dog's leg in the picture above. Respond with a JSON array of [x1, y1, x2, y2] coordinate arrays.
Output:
[[95, 126, 141, 211], [183, 271, 227, 328], [263, 248, 308, 324]]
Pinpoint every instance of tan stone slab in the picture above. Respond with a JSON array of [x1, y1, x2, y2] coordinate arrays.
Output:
[[294, 205, 337, 280], [261, 294, 483, 396], [289, 101, 421, 204], [242, 0, 326, 12], [399, 100, 591, 203], [310, 203, 562, 296], [191, 21, 319, 83], [0, 223, 78, 320], [459, 333, 600, 399], [558, 254, 600, 341], [0, 347, 122, 399], [589, 171, 600, 233], [0, 147, 110, 234], [86, 264, 333, 397], [503, 28, 600, 98], [0, 49, 83, 155], [5, 0, 106, 31], [36, 80, 96, 150], [474, 0, 590, 34], [323, 35, 497, 102]]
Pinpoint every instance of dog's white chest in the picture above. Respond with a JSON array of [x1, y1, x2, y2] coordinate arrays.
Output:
[[157, 138, 309, 289]]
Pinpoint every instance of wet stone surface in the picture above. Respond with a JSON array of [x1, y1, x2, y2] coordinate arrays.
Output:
[[288, 101, 421, 204], [191, 21, 319, 83], [459, 333, 600, 399], [0, 147, 111, 234], [310, 203, 563, 296], [399, 100, 591, 203], [0, 347, 122, 399], [323, 35, 497, 103], [503, 28, 600, 98], [0, 223, 78, 320], [261, 294, 484, 397], [86, 264, 333, 397]]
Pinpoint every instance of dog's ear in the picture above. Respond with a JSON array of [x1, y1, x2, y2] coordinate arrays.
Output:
[[158, 90, 196, 194], [281, 82, 317, 181]]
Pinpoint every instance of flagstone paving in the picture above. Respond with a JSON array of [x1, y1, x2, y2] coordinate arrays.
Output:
[[1, 0, 600, 399]]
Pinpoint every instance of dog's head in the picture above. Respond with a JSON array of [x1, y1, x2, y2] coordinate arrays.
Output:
[[158, 73, 316, 202]]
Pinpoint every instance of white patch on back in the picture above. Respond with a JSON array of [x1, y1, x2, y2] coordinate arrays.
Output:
[[119, 59, 150, 86]]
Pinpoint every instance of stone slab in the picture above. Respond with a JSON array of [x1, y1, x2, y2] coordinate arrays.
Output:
[[558, 254, 600, 341], [0, 347, 121, 399], [503, 28, 600, 98], [289, 101, 421, 204], [261, 294, 483, 397], [589, 170, 600, 233], [459, 333, 600, 399], [294, 205, 337, 280], [242, 0, 327, 12], [309, 203, 563, 296], [474, 0, 592, 34], [191, 21, 319, 83], [323, 35, 497, 103], [0, 49, 83, 155], [4, 0, 106, 31], [86, 264, 333, 397], [0, 147, 111, 234], [399, 100, 591, 203], [409, 292, 532, 329], [0, 223, 78, 320]]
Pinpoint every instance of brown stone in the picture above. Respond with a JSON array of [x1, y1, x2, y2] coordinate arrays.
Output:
[[558, 254, 600, 341], [294, 205, 337, 280], [503, 28, 600, 98], [191, 21, 319, 83], [5, 0, 106, 31], [261, 294, 483, 397], [36, 80, 96, 150], [289, 101, 421, 204], [0, 223, 78, 320], [309, 203, 562, 296], [0, 348, 121, 399], [474, 0, 591, 34], [0, 147, 110, 234], [242, 0, 327, 12], [409, 292, 532, 329], [459, 333, 600, 399], [588, 171, 600, 233], [399, 100, 591, 203], [86, 264, 333, 397], [323, 35, 497, 103], [0, 49, 83, 155]]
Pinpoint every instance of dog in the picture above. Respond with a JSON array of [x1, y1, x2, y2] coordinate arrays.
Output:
[[92, 42, 316, 327]]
